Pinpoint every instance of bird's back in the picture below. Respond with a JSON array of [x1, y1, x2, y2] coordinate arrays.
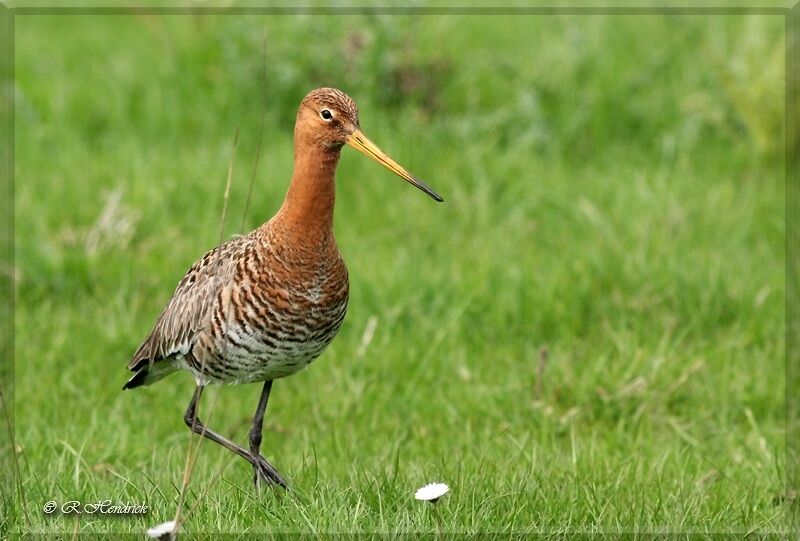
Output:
[[125, 221, 349, 388]]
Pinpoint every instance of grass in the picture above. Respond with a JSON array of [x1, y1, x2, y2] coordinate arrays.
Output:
[[7, 10, 790, 536]]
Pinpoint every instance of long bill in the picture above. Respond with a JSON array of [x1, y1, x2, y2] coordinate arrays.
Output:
[[346, 129, 444, 202]]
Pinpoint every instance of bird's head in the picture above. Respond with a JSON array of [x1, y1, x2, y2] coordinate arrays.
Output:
[[295, 87, 443, 202], [296, 87, 360, 150]]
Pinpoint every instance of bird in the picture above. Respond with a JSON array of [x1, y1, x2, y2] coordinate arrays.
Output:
[[123, 87, 443, 490]]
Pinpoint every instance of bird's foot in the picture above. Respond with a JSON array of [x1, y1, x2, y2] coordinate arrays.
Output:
[[252, 455, 288, 491]]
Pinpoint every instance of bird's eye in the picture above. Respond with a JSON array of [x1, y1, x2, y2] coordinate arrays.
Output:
[[320, 109, 333, 121]]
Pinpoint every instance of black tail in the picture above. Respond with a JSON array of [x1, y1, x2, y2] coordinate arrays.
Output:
[[122, 367, 150, 390], [122, 360, 177, 390]]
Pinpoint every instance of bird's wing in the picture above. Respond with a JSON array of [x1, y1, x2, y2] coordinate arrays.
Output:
[[127, 235, 247, 372]]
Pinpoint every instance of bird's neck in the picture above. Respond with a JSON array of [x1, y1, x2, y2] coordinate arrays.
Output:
[[275, 145, 340, 242]]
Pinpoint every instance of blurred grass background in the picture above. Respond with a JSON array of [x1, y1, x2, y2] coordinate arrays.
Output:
[[9, 11, 788, 535]]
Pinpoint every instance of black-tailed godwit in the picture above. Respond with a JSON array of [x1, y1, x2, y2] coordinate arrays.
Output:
[[123, 88, 442, 489]]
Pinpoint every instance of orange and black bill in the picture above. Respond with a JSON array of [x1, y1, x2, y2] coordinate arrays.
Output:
[[346, 129, 444, 202]]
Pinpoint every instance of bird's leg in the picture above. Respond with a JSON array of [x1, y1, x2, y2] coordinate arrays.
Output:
[[182, 384, 287, 490], [248, 380, 288, 490], [183, 385, 252, 462]]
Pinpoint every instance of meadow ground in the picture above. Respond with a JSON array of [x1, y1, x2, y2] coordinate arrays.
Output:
[[6, 11, 791, 536]]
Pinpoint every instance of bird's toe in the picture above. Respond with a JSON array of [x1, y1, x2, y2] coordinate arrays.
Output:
[[253, 455, 288, 491]]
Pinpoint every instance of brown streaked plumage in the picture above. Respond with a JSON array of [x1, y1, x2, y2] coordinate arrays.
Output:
[[123, 88, 443, 490]]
